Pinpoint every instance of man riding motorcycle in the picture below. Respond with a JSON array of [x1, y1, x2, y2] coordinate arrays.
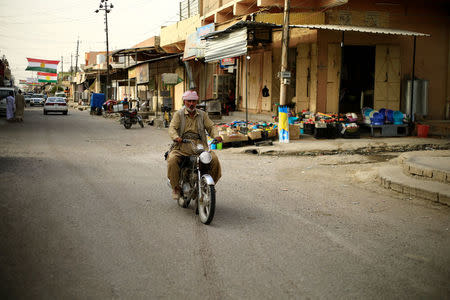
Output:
[[167, 90, 222, 200]]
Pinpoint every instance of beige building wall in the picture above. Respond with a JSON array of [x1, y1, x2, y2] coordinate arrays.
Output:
[[160, 15, 201, 47]]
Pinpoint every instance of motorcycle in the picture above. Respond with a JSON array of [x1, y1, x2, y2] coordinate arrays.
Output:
[[120, 109, 144, 129], [167, 139, 216, 225]]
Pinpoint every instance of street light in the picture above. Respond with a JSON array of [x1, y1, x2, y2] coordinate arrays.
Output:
[[95, 0, 113, 101]]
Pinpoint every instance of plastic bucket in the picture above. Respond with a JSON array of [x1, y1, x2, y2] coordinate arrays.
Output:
[[417, 124, 430, 138], [216, 142, 223, 150]]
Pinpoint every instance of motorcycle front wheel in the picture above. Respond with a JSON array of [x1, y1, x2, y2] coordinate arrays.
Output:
[[124, 122, 132, 129], [198, 178, 215, 224], [139, 120, 144, 128]]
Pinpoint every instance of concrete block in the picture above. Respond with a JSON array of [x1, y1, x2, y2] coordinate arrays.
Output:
[[415, 189, 439, 202], [422, 168, 433, 178], [377, 176, 382, 185], [438, 194, 450, 206], [408, 164, 423, 176], [433, 171, 447, 183], [403, 185, 413, 196], [390, 182, 403, 193], [402, 164, 410, 174], [381, 177, 391, 188]]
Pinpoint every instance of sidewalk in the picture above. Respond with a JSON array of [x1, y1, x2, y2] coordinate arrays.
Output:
[[225, 135, 450, 156], [216, 111, 449, 156]]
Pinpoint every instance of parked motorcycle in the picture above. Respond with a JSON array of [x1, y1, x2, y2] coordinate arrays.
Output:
[[167, 139, 216, 225], [120, 109, 144, 129]]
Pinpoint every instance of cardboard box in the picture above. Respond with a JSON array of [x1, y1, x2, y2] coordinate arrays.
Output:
[[220, 133, 248, 144], [267, 129, 278, 138], [247, 130, 262, 140], [289, 124, 300, 140]]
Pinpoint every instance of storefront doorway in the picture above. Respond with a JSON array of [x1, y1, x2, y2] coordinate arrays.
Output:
[[339, 45, 375, 113]]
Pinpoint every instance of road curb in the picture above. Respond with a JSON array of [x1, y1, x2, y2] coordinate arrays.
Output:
[[234, 142, 450, 157]]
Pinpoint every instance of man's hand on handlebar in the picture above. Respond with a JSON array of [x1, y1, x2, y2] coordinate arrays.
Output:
[[174, 137, 183, 144]]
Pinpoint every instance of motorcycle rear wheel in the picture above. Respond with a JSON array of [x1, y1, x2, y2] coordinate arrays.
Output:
[[139, 120, 144, 128], [198, 179, 215, 224], [124, 122, 132, 129]]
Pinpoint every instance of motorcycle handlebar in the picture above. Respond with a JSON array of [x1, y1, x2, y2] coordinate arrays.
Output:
[[182, 138, 218, 144]]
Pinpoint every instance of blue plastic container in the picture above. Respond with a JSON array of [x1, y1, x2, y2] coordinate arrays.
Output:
[[371, 112, 384, 125], [363, 108, 374, 118], [393, 111, 404, 124], [378, 108, 386, 121], [386, 109, 394, 123]]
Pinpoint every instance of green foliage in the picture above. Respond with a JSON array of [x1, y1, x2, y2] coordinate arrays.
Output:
[[49, 85, 64, 94]]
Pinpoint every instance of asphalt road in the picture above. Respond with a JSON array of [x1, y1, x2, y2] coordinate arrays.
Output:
[[1, 107, 449, 299]]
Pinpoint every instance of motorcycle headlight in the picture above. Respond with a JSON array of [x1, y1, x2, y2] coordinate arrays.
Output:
[[199, 152, 212, 164]]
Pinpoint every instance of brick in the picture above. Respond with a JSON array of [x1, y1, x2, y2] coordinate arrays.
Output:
[[438, 194, 450, 206], [390, 182, 403, 193]]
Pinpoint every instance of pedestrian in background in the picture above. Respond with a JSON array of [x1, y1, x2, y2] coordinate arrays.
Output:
[[15, 90, 25, 122], [6, 91, 15, 122]]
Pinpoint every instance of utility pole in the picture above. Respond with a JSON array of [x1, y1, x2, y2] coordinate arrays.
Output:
[[279, 0, 291, 106], [95, 0, 114, 101], [71, 53, 73, 76], [75, 38, 80, 75]]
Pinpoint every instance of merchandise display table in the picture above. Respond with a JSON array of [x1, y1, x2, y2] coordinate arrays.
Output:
[[364, 124, 409, 137]]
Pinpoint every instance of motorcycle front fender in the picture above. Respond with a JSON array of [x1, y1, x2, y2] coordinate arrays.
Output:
[[201, 174, 215, 186]]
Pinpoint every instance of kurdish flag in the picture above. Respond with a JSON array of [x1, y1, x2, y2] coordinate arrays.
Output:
[[37, 72, 58, 83], [26, 58, 59, 73]]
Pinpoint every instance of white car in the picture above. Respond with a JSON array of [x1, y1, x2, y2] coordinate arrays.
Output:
[[55, 92, 67, 102], [30, 94, 45, 106], [44, 97, 68, 115]]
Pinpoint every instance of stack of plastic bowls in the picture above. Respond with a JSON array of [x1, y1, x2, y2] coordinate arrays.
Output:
[[371, 112, 384, 125], [363, 108, 374, 124], [393, 111, 404, 124], [378, 108, 386, 121], [386, 109, 394, 123]]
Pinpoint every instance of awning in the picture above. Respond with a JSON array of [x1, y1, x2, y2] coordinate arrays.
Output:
[[289, 24, 430, 37], [203, 21, 281, 62], [111, 46, 164, 57], [205, 27, 247, 62], [124, 53, 183, 70]]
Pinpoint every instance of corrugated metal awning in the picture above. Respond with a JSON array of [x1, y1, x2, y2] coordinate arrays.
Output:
[[205, 27, 247, 62], [289, 24, 430, 37]]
